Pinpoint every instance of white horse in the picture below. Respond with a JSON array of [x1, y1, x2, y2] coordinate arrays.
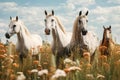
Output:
[[5, 16, 42, 62], [70, 11, 99, 62], [44, 10, 72, 68]]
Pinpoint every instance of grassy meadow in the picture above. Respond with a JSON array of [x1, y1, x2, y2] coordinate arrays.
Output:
[[0, 41, 120, 80]]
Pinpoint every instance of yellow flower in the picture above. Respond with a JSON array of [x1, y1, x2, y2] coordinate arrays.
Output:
[[12, 63, 19, 68], [0, 54, 6, 59], [33, 60, 39, 65], [103, 62, 110, 71], [10, 74, 16, 80]]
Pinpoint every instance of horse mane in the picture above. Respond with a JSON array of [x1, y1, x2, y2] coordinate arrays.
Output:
[[46, 14, 66, 34], [19, 20, 31, 37], [71, 15, 86, 42], [101, 29, 106, 45]]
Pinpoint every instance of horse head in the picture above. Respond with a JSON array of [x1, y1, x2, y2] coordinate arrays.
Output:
[[78, 11, 88, 35], [5, 16, 21, 39], [103, 25, 111, 42], [44, 10, 57, 35]]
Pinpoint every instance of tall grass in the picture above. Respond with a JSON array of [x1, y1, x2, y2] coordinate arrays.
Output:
[[0, 42, 120, 80]]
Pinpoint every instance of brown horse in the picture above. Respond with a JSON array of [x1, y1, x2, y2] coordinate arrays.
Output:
[[99, 25, 115, 56]]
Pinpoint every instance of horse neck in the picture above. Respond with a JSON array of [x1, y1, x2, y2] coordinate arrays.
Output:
[[17, 24, 31, 44], [71, 20, 83, 44], [52, 24, 67, 47]]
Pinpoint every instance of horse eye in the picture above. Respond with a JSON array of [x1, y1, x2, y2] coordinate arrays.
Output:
[[79, 20, 82, 23], [13, 25, 16, 28], [86, 20, 88, 22], [44, 19, 46, 22], [51, 19, 54, 22]]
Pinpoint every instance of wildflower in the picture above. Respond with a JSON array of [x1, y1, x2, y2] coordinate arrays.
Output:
[[37, 65, 42, 71], [12, 63, 19, 68], [9, 55, 14, 59], [17, 72, 26, 80], [31, 69, 38, 73], [64, 68, 70, 73], [51, 69, 66, 79], [83, 52, 90, 63], [99, 55, 107, 63], [99, 46, 107, 50], [0, 54, 6, 59], [7, 69, 14, 75], [10, 74, 16, 80], [86, 74, 94, 79], [114, 60, 120, 66], [97, 74, 105, 79], [38, 69, 48, 76], [33, 60, 39, 65], [68, 66, 81, 71], [27, 70, 32, 75], [64, 58, 73, 64], [103, 62, 110, 71]]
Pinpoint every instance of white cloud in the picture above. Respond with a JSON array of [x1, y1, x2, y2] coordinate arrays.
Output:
[[96, 16, 107, 23], [107, 0, 120, 4], [91, 6, 120, 15], [0, 29, 6, 33], [0, 2, 17, 7], [66, 0, 95, 6], [0, 22, 7, 28]]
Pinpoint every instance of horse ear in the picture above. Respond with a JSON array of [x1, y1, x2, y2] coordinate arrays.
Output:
[[10, 16, 12, 20], [79, 11, 82, 16], [109, 25, 111, 29], [16, 16, 18, 21], [45, 10, 47, 16], [52, 10, 54, 15], [85, 11, 89, 16], [103, 26, 105, 29]]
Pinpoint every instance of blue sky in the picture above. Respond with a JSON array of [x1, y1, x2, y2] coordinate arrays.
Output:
[[0, 0, 120, 44]]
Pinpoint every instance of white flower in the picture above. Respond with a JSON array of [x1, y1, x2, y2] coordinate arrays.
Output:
[[31, 69, 38, 73], [97, 74, 105, 79], [51, 69, 66, 79], [68, 66, 81, 71], [38, 69, 48, 76], [17, 72, 26, 80], [64, 58, 73, 64], [86, 74, 94, 79]]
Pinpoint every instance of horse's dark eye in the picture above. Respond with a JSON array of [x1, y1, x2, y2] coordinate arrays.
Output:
[[51, 19, 54, 22], [13, 25, 16, 28], [79, 20, 82, 23], [86, 20, 88, 22], [44, 19, 46, 22]]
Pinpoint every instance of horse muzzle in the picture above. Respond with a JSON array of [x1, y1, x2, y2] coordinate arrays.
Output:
[[45, 28, 50, 35], [82, 30, 88, 35], [5, 33, 11, 39]]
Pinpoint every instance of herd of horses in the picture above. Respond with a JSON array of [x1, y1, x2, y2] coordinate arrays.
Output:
[[5, 10, 117, 68]]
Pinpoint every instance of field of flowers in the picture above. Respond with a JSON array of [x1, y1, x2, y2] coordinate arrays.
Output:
[[0, 41, 120, 80]]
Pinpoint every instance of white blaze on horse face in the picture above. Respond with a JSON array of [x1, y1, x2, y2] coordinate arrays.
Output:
[[8, 20, 21, 35], [79, 16, 88, 30], [106, 30, 110, 39], [45, 16, 56, 30]]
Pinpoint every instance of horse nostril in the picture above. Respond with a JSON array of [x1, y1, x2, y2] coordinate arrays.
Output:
[[48, 29, 50, 33], [82, 30, 88, 35], [5, 33, 10, 39]]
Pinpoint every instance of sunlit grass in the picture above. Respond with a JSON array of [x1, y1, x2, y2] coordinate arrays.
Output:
[[0, 42, 120, 80]]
